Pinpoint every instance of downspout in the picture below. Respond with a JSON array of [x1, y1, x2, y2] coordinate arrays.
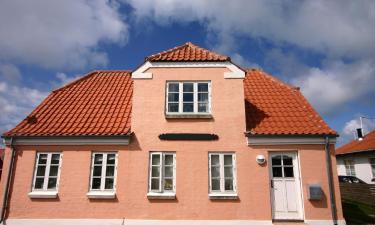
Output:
[[324, 136, 338, 225], [0, 137, 16, 224]]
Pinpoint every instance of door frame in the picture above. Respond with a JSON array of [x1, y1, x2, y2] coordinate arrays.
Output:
[[268, 151, 304, 221]]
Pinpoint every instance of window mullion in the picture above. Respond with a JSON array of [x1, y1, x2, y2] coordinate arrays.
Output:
[[101, 154, 107, 191], [43, 154, 52, 190], [194, 83, 198, 113], [220, 154, 224, 192], [179, 82, 183, 113]]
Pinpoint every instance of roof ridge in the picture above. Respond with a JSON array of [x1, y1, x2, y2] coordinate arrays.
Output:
[[145, 42, 190, 61]]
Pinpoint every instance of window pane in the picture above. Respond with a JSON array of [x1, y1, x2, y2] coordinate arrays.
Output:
[[224, 167, 233, 178], [211, 166, 220, 177], [272, 156, 282, 165], [94, 154, 103, 164], [152, 166, 160, 177], [224, 155, 233, 165], [183, 83, 193, 92], [51, 154, 60, 164], [198, 103, 208, 112], [49, 165, 59, 176], [164, 166, 173, 177], [183, 103, 194, 112], [168, 103, 179, 112], [152, 154, 160, 165], [198, 93, 208, 102], [225, 179, 234, 191], [168, 83, 179, 92], [106, 166, 115, 176], [35, 178, 44, 189], [36, 165, 46, 176], [165, 155, 173, 165], [47, 178, 57, 189], [105, 178, 114, 189], [168, 93, 179, 102], [38, 154, 47, 164], [272, 167, 282, 177], [107, 154, 116, 164], [211, 179, 220, 191], [183, 93, 193, 102], [93, 166, 102, 176], [284, 167, 294, 177], [164, 178, 173, 190], [151, 178, 160, 190], [211, 155, 220, 166], [283, 156, 293, 166], [198, 83, 208, 92], [92, 178, 101, 189]]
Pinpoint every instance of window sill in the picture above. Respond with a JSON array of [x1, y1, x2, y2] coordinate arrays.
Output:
[[165, 114, 212, 119], [87, 191, 116, 199], [28, 191, 58, 199], [209, 193, 238, 199], [147, 192, 176, 199]]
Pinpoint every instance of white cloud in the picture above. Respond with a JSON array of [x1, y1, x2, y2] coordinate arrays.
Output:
[[0, 63, 22, 84], [125, 0, 375, 59], [0, 0, 128, 70], [292, 60, 375, 115], [340, 117, 375, 145]]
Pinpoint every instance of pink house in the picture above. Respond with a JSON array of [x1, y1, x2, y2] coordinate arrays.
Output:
[[0, 42, 344, 225]]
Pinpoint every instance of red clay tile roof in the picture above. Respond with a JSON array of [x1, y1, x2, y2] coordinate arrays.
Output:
[[3, 71, 132, 137], [244, 69, 336, 136], [336, 130, 375, 155], [145, 42, 229, 62]]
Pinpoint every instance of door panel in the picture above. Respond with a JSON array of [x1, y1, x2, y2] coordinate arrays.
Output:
[[270, 152, 303, 220]]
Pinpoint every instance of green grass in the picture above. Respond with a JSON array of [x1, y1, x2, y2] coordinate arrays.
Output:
[[342, 199, 375, 224]]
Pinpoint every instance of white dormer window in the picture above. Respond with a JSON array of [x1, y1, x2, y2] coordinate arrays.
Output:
[[166, 81, 211, 115]]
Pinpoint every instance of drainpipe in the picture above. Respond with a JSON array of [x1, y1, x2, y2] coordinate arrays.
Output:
[[324, 136, 338, 225], [0, 137, 16, 224]]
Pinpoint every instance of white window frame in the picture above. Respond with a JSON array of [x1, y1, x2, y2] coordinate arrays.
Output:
[[148, 152, 176, 194], [370, 158, 375, 178], [208, 153, 237, 194], [166, 81, 211, 115], [89, 152, 118, 192], [31, 152, 62, 192], [344, 159, 356, 176]]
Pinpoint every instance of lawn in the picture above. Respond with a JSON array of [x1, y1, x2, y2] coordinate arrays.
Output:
[[342, 199, 375, 225]]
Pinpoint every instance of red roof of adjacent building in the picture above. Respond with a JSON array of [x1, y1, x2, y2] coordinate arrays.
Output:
[[336, 130, 375, 155], [3, 71, 132, 137], [145, 42, 229, 62], [2, 43, 335, 138], [244, 69, 336, 136]]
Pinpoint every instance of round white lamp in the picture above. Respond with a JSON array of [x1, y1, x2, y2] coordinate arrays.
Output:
[[256, 155, 266, 165]]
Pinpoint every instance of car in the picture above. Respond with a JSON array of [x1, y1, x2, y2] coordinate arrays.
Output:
[[338, 175, 367, 184]]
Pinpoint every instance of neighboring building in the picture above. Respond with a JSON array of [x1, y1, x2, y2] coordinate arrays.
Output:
[[0, 42, 344, 225], [336, 130, 375, 184], [0, 149, 3, 180]]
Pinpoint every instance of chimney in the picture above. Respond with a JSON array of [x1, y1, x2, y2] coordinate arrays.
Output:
[[356, 128, 364, 141]]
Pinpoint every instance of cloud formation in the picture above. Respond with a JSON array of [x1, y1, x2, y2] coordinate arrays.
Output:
[[0, 0, 128, 69]]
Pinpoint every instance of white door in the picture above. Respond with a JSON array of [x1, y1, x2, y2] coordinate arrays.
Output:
[[269, 152, 303, 220]]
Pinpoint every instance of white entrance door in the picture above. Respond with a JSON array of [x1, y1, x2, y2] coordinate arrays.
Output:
[[269, 152, 303, 220]]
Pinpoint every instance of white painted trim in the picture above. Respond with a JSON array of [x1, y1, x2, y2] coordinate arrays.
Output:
[[28, 191, 58, 199], [208, 153, 237, 194], [3, 136, 130, 146], [148, 152, 176, 194], [305, 219, 346, 225], [89, 152, 118, 192], [247, 136, 336, 145], [31, 152, 62, 192], [86, 191, 116, 199], [146, 192, 176, 199], [4, 219, 273, 225], [208, 193, 238, 199], [132, 61, 245, 79]]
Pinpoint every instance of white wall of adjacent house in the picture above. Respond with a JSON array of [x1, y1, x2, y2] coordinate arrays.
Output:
[[336, 151, 375, 184]]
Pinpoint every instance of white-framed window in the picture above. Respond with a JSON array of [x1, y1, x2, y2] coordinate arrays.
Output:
[[149, 152, 176, 193], [344, 159, 356, 176], [209, 153, 237, 193], [89, 152, 118, 191], [32, 152, 62, 191], [370, 158, 375, 178], [166, 81, 211, 114]]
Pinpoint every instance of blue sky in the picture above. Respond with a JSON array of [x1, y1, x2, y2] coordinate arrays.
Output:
[[0, 0, 374, 146]]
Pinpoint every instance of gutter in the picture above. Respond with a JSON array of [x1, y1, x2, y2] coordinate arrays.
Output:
[[0, 137, 16, 224], [324, 136, 338, 225]]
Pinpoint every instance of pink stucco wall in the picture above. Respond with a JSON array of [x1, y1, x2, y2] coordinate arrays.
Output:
[[0, 67, 343, 221]]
